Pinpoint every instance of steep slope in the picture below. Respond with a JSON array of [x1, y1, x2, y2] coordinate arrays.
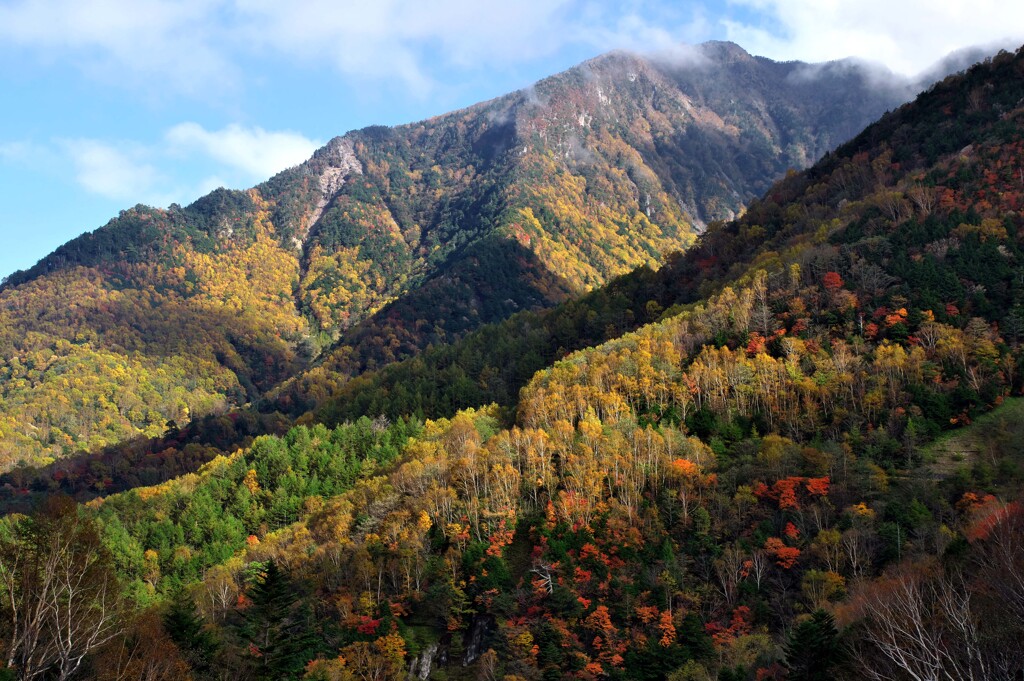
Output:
[[308, 44, 1024, 447], [520, 44, 1024, 452], [268, 42, 917, 412], [0, 42, 913, 471]]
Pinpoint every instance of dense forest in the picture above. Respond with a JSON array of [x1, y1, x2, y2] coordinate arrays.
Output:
[[3, 43, 1024, 681], [0, 42, 908, 471]]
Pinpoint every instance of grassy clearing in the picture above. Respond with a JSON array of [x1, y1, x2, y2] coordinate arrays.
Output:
[[921, 397, 1024, 486]]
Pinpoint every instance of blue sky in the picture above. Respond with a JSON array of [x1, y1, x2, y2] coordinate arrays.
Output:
[[1, 0, 1022, 280]]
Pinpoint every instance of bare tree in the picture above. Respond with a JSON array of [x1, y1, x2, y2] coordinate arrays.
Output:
[[746, 549, 770, 593], [907, 184, 937, 217], [971, 503, 1024, 675], [850, 259, 897, 298], [841, 528, 871, 579], [847, 563, 976, 681], [846, 554, 1023, 681], [873, 190, 912, 224], [751, 270, 775, 336], [714, 545, 745, 608], [976, 504, 1024, 621], [1, 496, 126, 681], [91, 611, 191, 681], [529, 561, 558, 595]]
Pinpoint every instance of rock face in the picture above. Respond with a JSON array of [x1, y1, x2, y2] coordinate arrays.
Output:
[[462, 615, 493, 666], [305, 137, 363, 238], [407, 641, 440, 680]]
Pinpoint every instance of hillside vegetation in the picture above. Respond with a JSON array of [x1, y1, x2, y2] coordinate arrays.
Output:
[[2, 46, 1023, 681], [0, 43, 909, 471]]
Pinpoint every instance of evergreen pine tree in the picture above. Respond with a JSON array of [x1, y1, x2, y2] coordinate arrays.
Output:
[[163, 583, 218, 677], [783, 609, 846, 681], [243, 560, 320, 680]]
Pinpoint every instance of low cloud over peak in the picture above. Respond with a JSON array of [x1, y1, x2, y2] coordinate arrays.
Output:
[[165, 123, 320, 179], [1, 0, 1019, 97], [724, 0, 1024, 78]]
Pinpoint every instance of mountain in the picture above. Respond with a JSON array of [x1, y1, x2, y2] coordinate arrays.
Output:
[[0, 42, 917, 471], [6, 43, 1021, 681]]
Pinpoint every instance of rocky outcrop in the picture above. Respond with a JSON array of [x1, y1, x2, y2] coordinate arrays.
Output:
[[305, 136, 363, 236]]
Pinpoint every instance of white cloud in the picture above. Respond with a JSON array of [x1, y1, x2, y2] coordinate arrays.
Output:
[[55, 124, 320, 206], [196, 175, 231, 196], [0, 0, 235, 94], [0, 0, 707, 95], [567, 5, 714, 57], [724, 0, 1024, 76], [165, 123, 321, 179], [1, 0, 1021, 97], [62, 139, 164, 202], [0, 141, 35, 162], [232, 0, 581, 93]]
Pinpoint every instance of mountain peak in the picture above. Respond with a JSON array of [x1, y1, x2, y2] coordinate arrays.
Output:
[[696, 39, 753, 61], [0, 42, 924, 468]]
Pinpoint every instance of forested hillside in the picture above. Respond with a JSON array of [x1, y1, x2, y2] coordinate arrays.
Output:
[[0, 42, 910, 471], [2, 45, 1023, 681]]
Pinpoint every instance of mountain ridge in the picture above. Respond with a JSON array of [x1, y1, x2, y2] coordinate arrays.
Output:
[[0, 41, 933, 470]]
